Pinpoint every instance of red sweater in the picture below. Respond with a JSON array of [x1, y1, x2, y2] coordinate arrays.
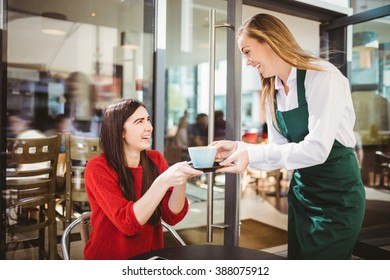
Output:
[[83, 150, 188, 260]]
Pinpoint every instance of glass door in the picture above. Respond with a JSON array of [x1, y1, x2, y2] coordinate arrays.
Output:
[[349, 12, 390, 260], [351, 17, 390, 187], [164, 0, 228, 159], [322, 2, 390, 259], [163, 0, 230, 243], [2, 0, 154, 260]]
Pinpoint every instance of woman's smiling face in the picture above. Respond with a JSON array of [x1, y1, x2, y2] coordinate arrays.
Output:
[[122, 106, 153, 152], [237, 34, 277, 78]]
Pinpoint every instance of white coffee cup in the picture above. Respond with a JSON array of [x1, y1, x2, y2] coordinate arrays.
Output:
[[188, 146, 217, 168]]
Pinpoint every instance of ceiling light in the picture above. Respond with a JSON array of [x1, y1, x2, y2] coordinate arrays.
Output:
[[353, 31, 379, 68], [41, 12, 67, 36], [353, 31, 379, 50]]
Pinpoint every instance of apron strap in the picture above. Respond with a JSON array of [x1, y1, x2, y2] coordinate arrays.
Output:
[[273, 69, 308, 139], [297, 69, 306, 106]]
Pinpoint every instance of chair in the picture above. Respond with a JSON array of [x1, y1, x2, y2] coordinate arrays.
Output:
[[164, 146, 183, 165], [5, 135, 61, 259], [55, 133, 101, 254], [61, 212, 186, 260], [163, 136, 183, 165], [373, 151, 390, 189], [61, 211, 91, 260], [243, 167, 284, 197], [161, 220, 186, 246]]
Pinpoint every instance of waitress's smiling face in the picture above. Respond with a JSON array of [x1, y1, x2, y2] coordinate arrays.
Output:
[[238, 34, 278, 79]]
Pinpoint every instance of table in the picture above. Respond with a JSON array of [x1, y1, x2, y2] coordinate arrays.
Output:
[[132, 245, 286, 260]]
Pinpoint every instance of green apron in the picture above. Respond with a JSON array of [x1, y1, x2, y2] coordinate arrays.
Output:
[[274, 69, 366, 259]]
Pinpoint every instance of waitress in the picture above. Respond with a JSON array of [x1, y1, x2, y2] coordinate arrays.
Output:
[[211, 13, 365, 259]]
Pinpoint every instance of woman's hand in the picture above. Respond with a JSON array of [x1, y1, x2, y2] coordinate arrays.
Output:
[[209, 140, 238, 161], [134, 161, 201, 224], [215, 149, 249, 174], [163, 161, 202, 214], [161, 161, 203, 188]]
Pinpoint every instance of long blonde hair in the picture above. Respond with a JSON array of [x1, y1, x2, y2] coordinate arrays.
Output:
[[237, 14, 324, 125]]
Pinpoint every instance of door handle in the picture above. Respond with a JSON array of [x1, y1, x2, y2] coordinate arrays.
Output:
[[207, 8, 233, 243]]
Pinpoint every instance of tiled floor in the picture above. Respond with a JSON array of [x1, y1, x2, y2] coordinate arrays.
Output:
[[6, 179, 390, 260]]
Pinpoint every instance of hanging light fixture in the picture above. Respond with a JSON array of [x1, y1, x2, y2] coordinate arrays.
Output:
[[41, 12, 67, 35], [120, 31, 139, 50], [353, 31, 379, 50], [353, 31, 379, 68]]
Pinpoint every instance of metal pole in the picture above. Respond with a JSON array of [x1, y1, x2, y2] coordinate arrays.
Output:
[[207, 8, 234, 243], [207, 8, 216, 242]]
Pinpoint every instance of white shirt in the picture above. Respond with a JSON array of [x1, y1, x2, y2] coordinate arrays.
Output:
[[238, 61, 357, 171]]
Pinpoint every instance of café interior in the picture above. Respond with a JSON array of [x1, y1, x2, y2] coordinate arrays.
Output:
[[1, 0, 390, 260]]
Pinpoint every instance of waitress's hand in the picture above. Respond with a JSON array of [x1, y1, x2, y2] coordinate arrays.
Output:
[[209, 140, 238, 161], [215, 149, 249, 174]]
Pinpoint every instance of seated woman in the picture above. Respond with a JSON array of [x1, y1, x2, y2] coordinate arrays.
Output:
[[84, 98, 202, 260]]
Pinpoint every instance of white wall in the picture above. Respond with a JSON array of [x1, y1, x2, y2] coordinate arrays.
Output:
[[297, 0, 350, 12], [320, 0, 349, 7]]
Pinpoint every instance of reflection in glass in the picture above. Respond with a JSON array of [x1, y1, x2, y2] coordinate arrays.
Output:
[[351, 17, 390, 189], [5, 0, 150, 259]]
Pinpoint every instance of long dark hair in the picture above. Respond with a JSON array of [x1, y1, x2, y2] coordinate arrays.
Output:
[[100, 98, 161, 225]]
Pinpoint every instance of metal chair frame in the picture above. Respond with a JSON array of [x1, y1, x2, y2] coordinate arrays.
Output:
[[61, 211, 91, 260], [61, 211, 186, 260]]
